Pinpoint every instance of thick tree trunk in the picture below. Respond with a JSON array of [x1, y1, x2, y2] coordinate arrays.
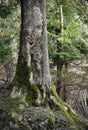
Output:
[[16, 0, 50, 87], [12, 0, 51, 103]]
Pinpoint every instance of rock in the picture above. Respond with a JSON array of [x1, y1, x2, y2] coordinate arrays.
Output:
[[0, 105, 87, 130]]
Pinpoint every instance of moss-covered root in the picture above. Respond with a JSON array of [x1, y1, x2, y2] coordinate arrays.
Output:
[[11, 81, 40, 106], [50, 85, 86, 130]]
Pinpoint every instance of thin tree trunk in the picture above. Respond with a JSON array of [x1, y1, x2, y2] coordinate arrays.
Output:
[[56, 5, 64, 95], [60, 5, 64, 35]]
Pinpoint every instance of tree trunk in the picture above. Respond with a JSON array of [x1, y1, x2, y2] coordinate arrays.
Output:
[[56, 5, 64, 95], [12, 0, 51, 103], [60, 5, 64, 35]]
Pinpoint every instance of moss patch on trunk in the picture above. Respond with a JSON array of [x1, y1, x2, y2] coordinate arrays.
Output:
[[11, 65, 39, 106]]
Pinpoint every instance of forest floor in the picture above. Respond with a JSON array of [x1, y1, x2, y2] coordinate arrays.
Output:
[[0, 82, 88, 130]]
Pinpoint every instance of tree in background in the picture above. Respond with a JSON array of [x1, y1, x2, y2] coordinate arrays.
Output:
[[0, 0, 21, 84], [0, 0, 20, 63], [47, 0, 88, 101]]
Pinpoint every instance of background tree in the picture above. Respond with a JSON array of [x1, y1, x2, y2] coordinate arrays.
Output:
[[47, 0, 88, 100], [0, 0, 20, 84]]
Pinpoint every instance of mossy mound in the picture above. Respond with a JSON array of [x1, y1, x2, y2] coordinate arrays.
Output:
[[1, 93, 87, 130], [6, 106, 87, 130], [0, 82, 87, 130]]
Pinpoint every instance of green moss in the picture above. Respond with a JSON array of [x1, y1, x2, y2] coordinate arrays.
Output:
[[48, 113, 55, 128], [7, 111, 19, 124], [11, 65, 39, 106], [12, 66, 32, 88], [50, 85, 63, 104], [7, 112, 32, 130], [50, 85, 85, 130], [67, 107, 85, 130], [6, 96, 23, 113], [26, 83, 39, 106]]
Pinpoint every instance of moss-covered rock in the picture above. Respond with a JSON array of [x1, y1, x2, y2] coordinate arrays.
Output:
[[0, 99, 87, 130], [0, 82, 87, 130], [7, 106, 86, 130]]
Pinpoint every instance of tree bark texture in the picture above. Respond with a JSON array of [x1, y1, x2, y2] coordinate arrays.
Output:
[[16, 0, 50, 89]]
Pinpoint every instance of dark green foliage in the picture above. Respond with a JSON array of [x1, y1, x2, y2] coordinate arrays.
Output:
[[75, 41, 88, 55], [0, 4, 20, 64], [0, 37, 12, 63], [47, 0, 88, 86], [47, 15, 87, 65], [0, 0, 20, 18], [0, 4, 11, 18]]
